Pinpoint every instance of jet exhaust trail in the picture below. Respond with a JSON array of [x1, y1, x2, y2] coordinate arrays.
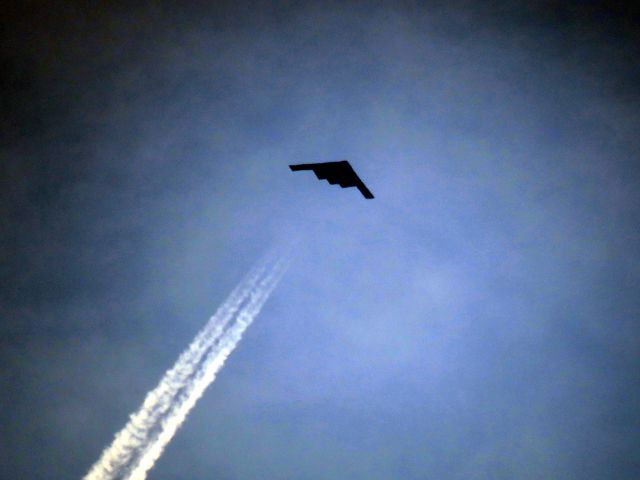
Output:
[[84, 250, 290, 480]]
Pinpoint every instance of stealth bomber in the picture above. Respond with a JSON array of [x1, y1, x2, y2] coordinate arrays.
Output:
[[289, 160, 374, 199]]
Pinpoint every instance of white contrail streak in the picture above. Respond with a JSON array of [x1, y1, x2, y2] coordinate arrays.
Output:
[[84, 250, 289, 480], [125, 256, 289, 480]]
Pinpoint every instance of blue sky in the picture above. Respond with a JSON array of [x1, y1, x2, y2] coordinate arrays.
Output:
[[1, 2, 639, 478]]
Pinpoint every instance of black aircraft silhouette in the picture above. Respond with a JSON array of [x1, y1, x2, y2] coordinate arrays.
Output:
[[289, 160, 374, 199]]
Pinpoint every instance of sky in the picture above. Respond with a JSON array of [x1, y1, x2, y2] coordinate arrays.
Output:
[[1, 1, 639, 478]]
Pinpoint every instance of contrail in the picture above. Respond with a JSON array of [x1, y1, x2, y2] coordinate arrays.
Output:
[[84, 250, 290, 480], [125, 255, 289, 480], [83, 256, 272, 479]]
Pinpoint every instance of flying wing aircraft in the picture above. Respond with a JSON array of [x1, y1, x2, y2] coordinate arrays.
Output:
[[289, 160, 374, 199]]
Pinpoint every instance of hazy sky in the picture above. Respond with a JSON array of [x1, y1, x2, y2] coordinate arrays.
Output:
[[2, 2, 639, 479]]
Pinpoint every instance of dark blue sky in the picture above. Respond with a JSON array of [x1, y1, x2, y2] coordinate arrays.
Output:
[[1, 2, 639, 479]]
